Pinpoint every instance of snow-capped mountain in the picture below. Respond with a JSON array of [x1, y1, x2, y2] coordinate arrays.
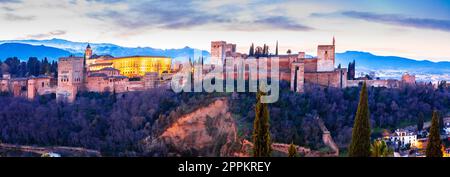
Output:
[[0, 38, 210, 62]]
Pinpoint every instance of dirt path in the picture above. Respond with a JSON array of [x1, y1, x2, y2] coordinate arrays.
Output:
[[316, 117, 339, 156]]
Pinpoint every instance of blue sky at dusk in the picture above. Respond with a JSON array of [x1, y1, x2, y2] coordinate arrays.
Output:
[[0, 0, 449, 61]]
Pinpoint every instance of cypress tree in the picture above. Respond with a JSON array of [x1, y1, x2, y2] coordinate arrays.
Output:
[[439, 112, 444, 132], [426, 110, 443, 157], [288, 142, 297, 157], [111, 89, 117, 104], [417, 112, 424, 131], [253, 90, 272, 157], [263, 44, 267, 56], [348, 82, 371, 157], [249, 43, 254, 56]]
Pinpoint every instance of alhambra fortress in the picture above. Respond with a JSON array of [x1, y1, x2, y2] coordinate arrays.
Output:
[[210, 38, 415, 92], [0, 38, 416, 102]]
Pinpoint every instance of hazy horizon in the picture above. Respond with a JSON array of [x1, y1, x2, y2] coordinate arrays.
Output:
[[1, 0, 450, 61]]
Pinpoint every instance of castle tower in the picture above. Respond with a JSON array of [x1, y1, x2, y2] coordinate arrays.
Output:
[[56, 57, 85, 103], [27, 79, 36, 100], [211, 41, 226, 64], [317, 37, 335, 72], [290, 62, 305, 93], [85, 44, 92, 60], [84, 43, 97, 70]]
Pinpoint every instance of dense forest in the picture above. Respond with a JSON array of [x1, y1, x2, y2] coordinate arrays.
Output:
[[0, 89, 227, 156], [230, 82, 449, 150], [0, 57, 58, 77], [0, 80, 448, 156]]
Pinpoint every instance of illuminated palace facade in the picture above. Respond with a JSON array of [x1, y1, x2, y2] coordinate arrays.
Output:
[[55, 44, 173, 102], [85, 45, 171, 78]]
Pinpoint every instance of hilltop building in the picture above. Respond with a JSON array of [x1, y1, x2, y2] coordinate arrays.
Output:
[[55, 45, 172, 102], [210, 41, 237, 64], [86, 55, 171, 78], [211, 38, 418, 92], [401, 73, 416, 85], [0, 73, 55, 99], [0, 39, 420, 102], [0, 44, 173, 102], [211, 38, 347, 92], [388, 129, 417, 148]]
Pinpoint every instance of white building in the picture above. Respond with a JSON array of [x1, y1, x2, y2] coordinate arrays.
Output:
[[444, 122, 450, 135], [389, 129, 417, 148], [41, 152, 61, 157]]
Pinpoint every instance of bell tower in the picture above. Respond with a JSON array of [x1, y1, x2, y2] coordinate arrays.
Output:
[[85, 44, 92, 60], [84, 43, 94, 70]]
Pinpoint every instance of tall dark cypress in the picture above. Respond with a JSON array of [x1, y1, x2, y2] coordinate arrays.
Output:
[[249, 43, 254, 56], [426, 110, 443, 157], [348, 82, 371, 157], [417, 112, 424, 131], [439, 112, 444, 132], [253, 91, 272, 157]]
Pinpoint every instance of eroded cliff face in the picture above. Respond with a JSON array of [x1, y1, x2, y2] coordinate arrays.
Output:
[[142, 98, 241, 157]]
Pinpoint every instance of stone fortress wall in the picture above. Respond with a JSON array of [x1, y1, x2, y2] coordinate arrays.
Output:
[[211, 38, 415, 93], [0, 38, 417, 102]]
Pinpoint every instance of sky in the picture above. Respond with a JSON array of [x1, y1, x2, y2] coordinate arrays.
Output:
[[0, 0, 450, 62]]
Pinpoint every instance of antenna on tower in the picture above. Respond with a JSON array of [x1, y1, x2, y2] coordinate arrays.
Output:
[[332, 36, 335, 46]]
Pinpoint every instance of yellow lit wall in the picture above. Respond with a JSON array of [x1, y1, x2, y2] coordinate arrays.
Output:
[[89, 56, 172, 78], [89, 63, 113, 72]]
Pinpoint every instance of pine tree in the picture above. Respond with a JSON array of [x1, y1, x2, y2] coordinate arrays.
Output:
[[348, 82, 371, 157], [253, 90, 272, 157], [288, 142, 297, 157], [417, 112, 424, 131], [426, 110, 443, 157]]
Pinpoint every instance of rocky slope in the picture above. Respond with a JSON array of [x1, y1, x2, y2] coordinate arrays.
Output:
[[142, 98, 241, 157]]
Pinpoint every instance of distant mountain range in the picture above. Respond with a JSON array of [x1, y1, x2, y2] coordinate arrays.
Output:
[[335, 51, 450, 74], [0, 38, 209, 62], [0, 38, 448, 75], [0, 43, 71, 61]]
